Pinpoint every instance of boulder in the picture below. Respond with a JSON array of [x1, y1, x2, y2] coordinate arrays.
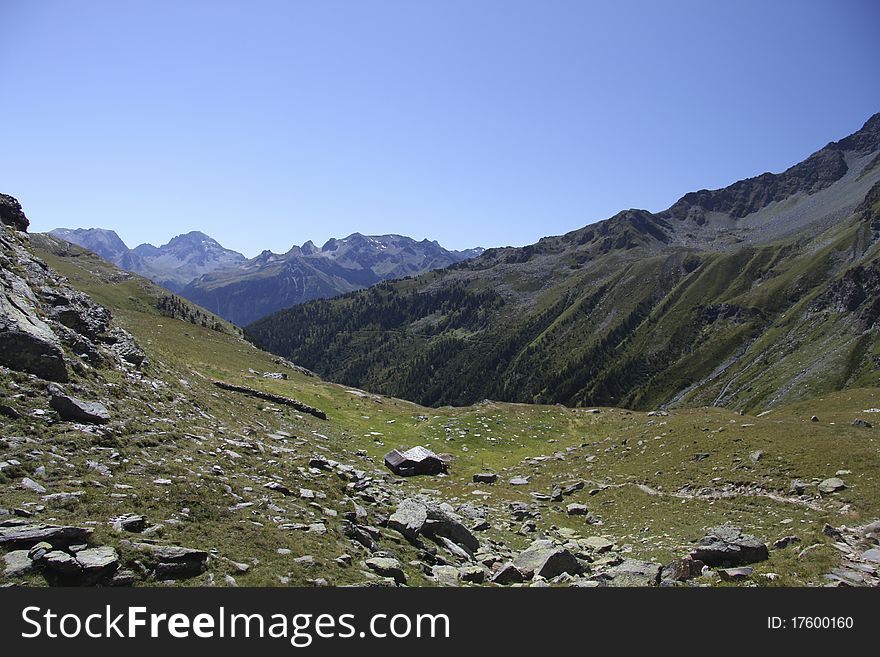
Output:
[[513, 539, 583, 580], [111, 514, 146, 533], [718, 566, 753, 581], [817, 478, 846, 494], [50, 393, 110, 424], [664, 556, 704, 582], [133, 542, 208, 580], [3, 550, 35, 578], [566, 503, 589, 516], [365, 557, 406, 584], [76, 546, 119, 584], [44, 550, 82, 577], [603, 559, 663, 586], [459, 565, 486, 583], [423, 504, 479, 554], [490, 562, 524, 585], [690, 525, 768, 566], [20, 477, 47, 494], [472, 473, 498, 484], [431, 565, 459, 587], [387, 499, 427, 539]]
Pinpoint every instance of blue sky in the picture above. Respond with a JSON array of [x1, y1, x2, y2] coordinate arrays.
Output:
[[1, 0, 879, 256]]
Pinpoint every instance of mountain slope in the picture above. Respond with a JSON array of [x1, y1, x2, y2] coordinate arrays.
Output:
[[246, 113, 880, 412], [180, 234, 484, 326]]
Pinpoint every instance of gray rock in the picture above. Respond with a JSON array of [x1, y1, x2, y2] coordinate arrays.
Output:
[[27, 542, 53, 560], [112, 514, 145, 533], [772, 535, 801, 550], [0, 193, 29, 231], [423, 504, 479, 554], [718, 566, 753, 581], [44, 550, 82, 577], [76, 546, 119, 584], [431, 565, 459, 586], [0, 523, 93, 549], [604, 559, 662, 586], [490, 562, 524, 585], [365, 557, 406, 584], [459, 565, 485, 583], [566, 503, 589, 516], [387, 499, 427, 539], [133, 542, 208, 579], [691, 525, 768, 566], [851, 418, 872, 428], [513, 539, 583, 580], [20, 477, 47, 494], [509, 476, 530, 486], [50, 393, 110, 424], [3, 550, 35, 578], [817, 478, 846, 494], [105, 328, 146, 366], [664, 556, 703, 582], [861, 548, 880, 564], [262, 481, 292, 496], [472, 473, 498, 484], [0, 292, 67, 381]]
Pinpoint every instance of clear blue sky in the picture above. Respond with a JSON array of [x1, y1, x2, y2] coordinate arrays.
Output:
[[2, 0, 879, 256]]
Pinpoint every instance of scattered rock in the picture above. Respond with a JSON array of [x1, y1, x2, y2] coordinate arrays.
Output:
[[490, 562, 524, 585], [365, 557, 406, 584], [718, 566, 753, 581], [509, 476, 530, 486], [50, 393, 110, 424], [817, 478, 846, 494], [20, 477, 47, 494], [111, 514, 146, 533], [690, 525, 768, 566], [472, 473, 498, 484], [513, 539, 582, 580], [772, 535, 801, 550], [133, 543, 208, 580], [566, 503, 589, 516]]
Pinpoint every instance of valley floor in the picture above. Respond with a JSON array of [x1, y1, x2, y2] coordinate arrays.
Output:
[[2, 236, 879, 587]]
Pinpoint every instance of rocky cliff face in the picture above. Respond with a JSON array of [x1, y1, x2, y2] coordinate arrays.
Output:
[[1, 200, 146, 389]]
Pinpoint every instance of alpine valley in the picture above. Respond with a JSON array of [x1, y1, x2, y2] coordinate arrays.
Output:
[[1, 114, 879, 590]]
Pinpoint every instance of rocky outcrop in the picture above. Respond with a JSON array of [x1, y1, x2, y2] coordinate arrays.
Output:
[[0, 289, 68, 381], [0, 193, 28, 231], [1, 205, 147, 384]]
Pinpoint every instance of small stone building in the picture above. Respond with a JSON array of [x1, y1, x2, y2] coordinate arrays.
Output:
[[383, 446, 448, 476]]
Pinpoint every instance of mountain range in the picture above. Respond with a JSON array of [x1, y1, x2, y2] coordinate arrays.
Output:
[[246, 112, 880, 413], [49, 228, 483, 326]]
